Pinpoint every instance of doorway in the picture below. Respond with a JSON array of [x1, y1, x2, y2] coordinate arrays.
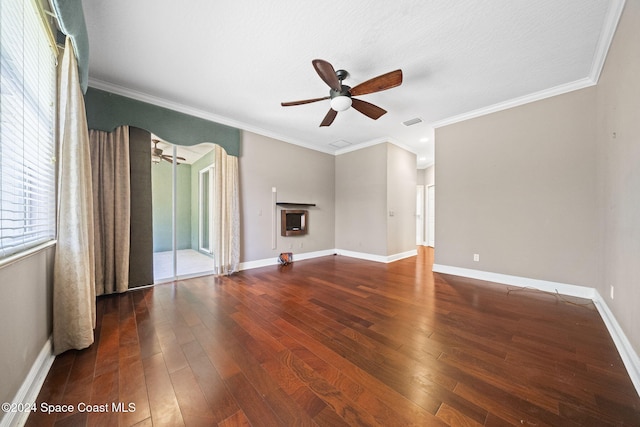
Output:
[[427, 185, 435, 247], [151, 139, 217, 282], [416, 185, 425, 245]]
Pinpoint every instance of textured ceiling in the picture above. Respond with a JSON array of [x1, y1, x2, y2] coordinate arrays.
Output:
[[82, 0, 624, 168]]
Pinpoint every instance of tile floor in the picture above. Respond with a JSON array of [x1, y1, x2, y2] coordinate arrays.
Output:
[[153, 248, 214, 282]]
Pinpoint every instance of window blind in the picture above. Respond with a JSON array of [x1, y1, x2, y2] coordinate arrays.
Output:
[[0, 0, 57, 260]]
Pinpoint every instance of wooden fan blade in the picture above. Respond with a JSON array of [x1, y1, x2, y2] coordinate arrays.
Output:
[[312, 59, 341, 91], [320, 109, 338, 127], [281, 96, 330, 107], [161, 154, 186, 162], [351, 98, 387, 120], [349, 69, 403, 97]]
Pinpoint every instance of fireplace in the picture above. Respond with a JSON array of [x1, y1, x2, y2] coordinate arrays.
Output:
[[281, 209, 308, 236]]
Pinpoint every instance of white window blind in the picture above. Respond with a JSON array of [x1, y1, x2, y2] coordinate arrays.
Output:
[[0, 0, 57, 260]]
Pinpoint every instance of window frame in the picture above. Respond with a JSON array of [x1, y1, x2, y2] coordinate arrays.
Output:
[[0, 0, 59, 268]]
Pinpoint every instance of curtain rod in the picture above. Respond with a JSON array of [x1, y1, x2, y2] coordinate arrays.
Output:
[[43, 9, 58, 20], [33, 0, 60, 56], [43, 9, 66, 50]]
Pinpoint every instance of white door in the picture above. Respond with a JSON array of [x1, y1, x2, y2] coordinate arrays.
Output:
[[427, 185, 435, 247], [416, 186, 425, 245], [199, 165, 215, 254]]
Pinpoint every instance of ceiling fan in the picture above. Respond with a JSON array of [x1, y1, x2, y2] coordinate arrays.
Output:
[[151, 139, 186, 164], [281, 59, 403, 127]]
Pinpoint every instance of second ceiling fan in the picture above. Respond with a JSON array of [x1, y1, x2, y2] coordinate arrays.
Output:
[[152, 139, 185, 164], [281, 59, 403, 127]]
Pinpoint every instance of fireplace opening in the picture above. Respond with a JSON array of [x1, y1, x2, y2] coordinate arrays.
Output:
[[281, 209, 308, 236]]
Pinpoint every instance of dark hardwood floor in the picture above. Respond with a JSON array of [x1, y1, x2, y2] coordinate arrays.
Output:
[[27, 247, 640, 426]]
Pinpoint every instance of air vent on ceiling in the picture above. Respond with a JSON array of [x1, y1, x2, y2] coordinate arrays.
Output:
[[402, 117, 423, 127], [329, 140, 352, 148]]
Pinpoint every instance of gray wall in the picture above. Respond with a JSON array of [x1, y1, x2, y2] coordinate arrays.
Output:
[[239, 131, 336, 262], [425, 165, 435, 186], [417, 165, 434, 186], [386, 144, 418, 255], [335, 144, 388, 255], [434, 87, 598, 287], [335, 143, 417, 257], [417, 165, 436, 185], [434, 0, 640, 357], [595, 0, 640, 355], [417, 168, 426, 186], [0, 247, 54, 406]]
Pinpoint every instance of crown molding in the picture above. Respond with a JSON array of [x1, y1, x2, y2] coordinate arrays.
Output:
[[418, 160, 435, 170], [430, 0, 625, 130], [430, 77, 596, 129], [87, 78, 422, 158], [87, 78, 336, 155], [589, 0, 626, 83], [334, 136, 417, 156]]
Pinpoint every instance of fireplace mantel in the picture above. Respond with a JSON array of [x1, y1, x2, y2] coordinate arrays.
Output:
[[276, 202, 316, 207]]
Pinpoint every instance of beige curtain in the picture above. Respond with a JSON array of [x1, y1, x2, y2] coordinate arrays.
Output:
[[212, 145, 240, 275], [53, 37, 96, 355], [89, 127, 131, 295]]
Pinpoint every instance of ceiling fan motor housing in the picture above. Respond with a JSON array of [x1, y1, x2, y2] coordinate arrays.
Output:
[[330, 85, 351, 99], [335, 69, 349, 81]]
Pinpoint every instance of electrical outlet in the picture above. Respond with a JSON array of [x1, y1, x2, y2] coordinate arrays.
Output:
[[473, 254, 480, 262], [610, 285, 614, 300]]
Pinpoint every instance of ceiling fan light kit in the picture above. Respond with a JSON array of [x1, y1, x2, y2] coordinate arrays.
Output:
[[330, 95, 352, 112], [281, 59, 403, 127]]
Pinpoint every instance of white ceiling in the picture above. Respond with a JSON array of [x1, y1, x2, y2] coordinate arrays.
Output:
[[82, 0, 624, 168]]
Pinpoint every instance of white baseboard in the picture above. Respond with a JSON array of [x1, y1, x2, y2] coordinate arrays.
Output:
[[290, 249, 337, 262], [592, 290, 640, 397], [432, 264, 595, 299], [238, 257, 278, 271], [334, 249, 387, 263], [386, 249, 419, 262], [239, 248, 419, 270], [1, 338, 55, 427], [432, 263, 640, 398], [335, 248, 418, 263], [238, 249, 337, 271]]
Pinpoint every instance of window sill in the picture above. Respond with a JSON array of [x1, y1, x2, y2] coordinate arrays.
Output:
[[0, 240, 57, 270]]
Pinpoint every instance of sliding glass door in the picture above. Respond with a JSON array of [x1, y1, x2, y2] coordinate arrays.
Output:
[[151, 139, 217, 282]]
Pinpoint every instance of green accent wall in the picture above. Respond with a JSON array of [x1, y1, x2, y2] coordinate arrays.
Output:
[[151, 161, 192, 252], [84, 87, 241, 157]]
